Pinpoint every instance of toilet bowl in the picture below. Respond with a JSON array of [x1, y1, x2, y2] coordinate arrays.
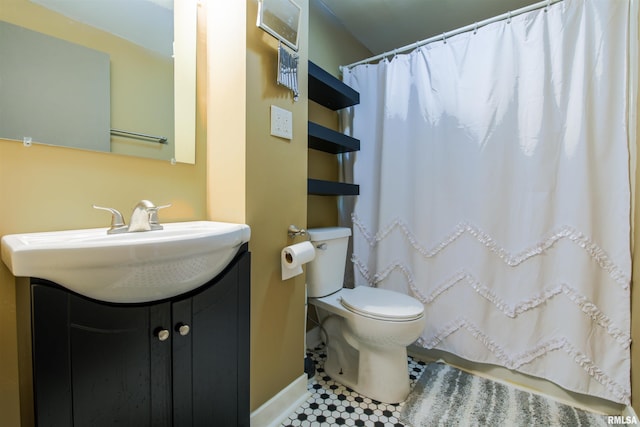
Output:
[[306, 227, 426, 404]]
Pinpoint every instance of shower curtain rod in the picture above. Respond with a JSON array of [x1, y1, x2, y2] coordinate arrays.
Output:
[[340, 0, 564, 71]]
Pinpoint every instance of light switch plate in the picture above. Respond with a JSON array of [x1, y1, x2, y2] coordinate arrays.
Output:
[[270, 105, 293, 140]]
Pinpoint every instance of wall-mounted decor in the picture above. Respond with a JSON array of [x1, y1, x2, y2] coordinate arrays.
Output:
[[277, 43, 299, 100], [257, 0, 301, 51]]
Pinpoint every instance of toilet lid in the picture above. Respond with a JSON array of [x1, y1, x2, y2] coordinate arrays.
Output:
[[340, 286, 424, 321]]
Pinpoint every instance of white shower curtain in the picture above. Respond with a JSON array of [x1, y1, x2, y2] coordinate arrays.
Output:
[[343, 0, 632, 404]]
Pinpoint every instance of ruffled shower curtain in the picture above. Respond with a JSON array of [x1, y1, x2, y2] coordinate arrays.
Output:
[[343, 0, 632, 404]]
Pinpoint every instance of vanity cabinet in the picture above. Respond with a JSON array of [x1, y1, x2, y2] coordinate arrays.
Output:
[[27, 245, 250, 427]]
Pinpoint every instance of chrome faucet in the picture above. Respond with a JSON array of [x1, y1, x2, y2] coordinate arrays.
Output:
[[129, 200, 159, 232], [92, 205, 128, 234], [94, 200, 171, 234]]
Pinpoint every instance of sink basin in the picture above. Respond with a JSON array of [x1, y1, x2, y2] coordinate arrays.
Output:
[[1, 221, 251, 303]]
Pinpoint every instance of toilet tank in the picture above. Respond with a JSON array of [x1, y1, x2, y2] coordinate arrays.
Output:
[[306, 227, 352, 298]]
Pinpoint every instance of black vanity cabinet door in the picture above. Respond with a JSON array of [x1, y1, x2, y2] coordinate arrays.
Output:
[[172, 250, 250, 427], [31, 284, 172, 427]]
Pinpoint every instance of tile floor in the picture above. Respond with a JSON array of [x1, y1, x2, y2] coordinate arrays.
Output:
[[280, 345, 426, 427]]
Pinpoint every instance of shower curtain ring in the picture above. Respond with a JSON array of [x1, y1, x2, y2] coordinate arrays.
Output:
[[442, 32, 447, 44], [473, 22, 478, 35], [545, 0, 551, 12], [507, 11, 512, 24]]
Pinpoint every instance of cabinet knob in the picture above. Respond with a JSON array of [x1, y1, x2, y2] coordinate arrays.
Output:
[[176, 323, 190, 336], [155, 328, 170, 341]]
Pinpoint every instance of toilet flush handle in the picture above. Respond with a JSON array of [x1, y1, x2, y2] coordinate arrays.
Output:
[[316, 243, 327, 250]]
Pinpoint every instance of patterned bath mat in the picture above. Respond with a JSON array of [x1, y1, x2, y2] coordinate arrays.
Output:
[[400, 362, 609, 426]]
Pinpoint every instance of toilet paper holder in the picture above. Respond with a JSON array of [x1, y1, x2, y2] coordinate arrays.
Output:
[[287, 225, 327, 249], [288, 224, 306, 238]]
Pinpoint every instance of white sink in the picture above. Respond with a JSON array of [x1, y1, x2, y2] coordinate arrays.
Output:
[[1, 221, 251, 303]]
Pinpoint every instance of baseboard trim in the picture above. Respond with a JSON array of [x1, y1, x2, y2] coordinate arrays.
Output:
[[250, 373, 309, 427]]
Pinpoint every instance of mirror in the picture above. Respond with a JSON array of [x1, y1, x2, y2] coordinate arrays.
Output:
[[0, 0, 196, 164]]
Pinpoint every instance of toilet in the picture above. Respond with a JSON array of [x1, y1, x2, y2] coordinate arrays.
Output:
[[306, 227, 426, 404]]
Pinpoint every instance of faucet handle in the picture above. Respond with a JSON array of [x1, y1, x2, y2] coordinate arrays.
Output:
[[93, 205, 127, 233], [147, 203, 172, 230]]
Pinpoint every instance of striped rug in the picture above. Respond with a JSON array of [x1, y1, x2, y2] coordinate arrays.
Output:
[[400, 362, 609, 426]]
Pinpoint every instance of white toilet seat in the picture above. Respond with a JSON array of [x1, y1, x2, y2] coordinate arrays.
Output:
[[339, 286, 424, 321]]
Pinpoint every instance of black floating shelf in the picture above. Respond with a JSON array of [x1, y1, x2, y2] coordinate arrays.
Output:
[[308, 122, 360, 154], [308, 61, 359, 111], [308, 179, 359, 196]]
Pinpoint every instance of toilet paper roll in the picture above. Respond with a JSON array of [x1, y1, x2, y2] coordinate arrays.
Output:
[[281, 241, 315, 281]]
